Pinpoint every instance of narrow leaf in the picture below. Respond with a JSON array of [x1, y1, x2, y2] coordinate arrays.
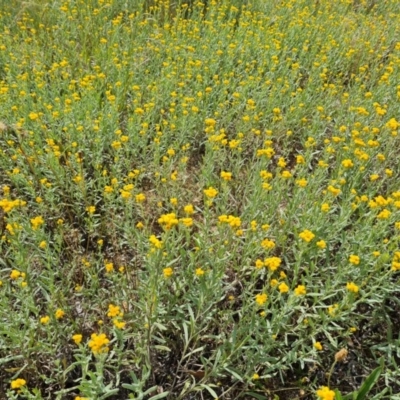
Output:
[[356, 367, 382, 400], [148, 392, 169, 400]]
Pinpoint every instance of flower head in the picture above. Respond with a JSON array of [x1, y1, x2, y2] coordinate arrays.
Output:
[[294, 285, 306, 296], [255, 293, 268, 305], [316, 386, 335, 400], [88, 333, 109, 355], [346, 282, 359, 293], [349, 255, 360, 265], [163, 267, 173, 278], [314, 342, 323, 351], [204, 186, 218, 198], [299, 230, 315, 242], [195, 267, 205, 276], [278, 282, 289, 293], [55, 309, 65, 319], [264, 257, 282, 271], [72, 334, 83, 345], [11, 379, 26, 390]]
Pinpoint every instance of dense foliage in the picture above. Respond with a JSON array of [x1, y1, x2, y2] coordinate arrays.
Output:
[[1, 0, 400, 399]]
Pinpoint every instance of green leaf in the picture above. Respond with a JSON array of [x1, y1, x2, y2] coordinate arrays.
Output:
[[121, 383, 139, 391], [223, 366, 243, 382], [355, 367, 382, 400], [243, 392, 268, 399], [199, 384, 219, 398], [183, 322, 189, 346], [153, 345, 171, 352], [99, 389, 120, 399], [334, 389, 343, 400], [143, 385, 159, 396], [148, 391, 169, 400], [341, 393, 354, 400]]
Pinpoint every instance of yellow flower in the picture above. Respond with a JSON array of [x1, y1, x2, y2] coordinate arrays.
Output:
[[270, 279, 278, 287], [11, 378, 27, 390], [252, 373, 260, 380], [261, 238, 275, 249], [296, 178, 308, 187], [113, 319, 126, 329], [277, 157, 286, 168], [31, 215, 44, 230], [296, 155, 305, 164], [327, 185, 341, 196], [10, 269, 21, 280], [294, 285, 306, 296], [55, 309, 65, 319], [316, 240, 326, 249], [72, 334, 83, 345], [105, 262, 114, 273], [180, 217, 193, 227], [86, 205, 96, 214], [204, 186, 218, 198], [88, 333, 110, 355], [135, 193, 146, 203], [377, 209, 391, 219], [264, 257, 282, 271], [205, 118, 217, 127], [321, 203, 330, 212], [149, 235, 163, 249], [195, 267, 205, 276], [255, 293, 268, 305], [328, 304, 338, 316], [220, 171, 232, 181], [107, 304, 122, 318], [29, 112, 39, 120], [39, 241, 47, 249], [316, 386, 335, 400], [342, 159, 354, 168], [163, 267, 173, 278], [349, 255, 360, 265], [346, 282, 359, 293], [158, 213, 179, 230], [278, 282, 289, 293], [40, 316, 50, 325], [184, 204, 194, 215], [299, 229, 315, 242], [314, 342, 323, 351], [255, 259, 264, 269], [370, 174, 379, 181]]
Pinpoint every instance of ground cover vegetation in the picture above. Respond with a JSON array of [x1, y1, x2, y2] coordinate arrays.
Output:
[[1, 0, 400, 398]]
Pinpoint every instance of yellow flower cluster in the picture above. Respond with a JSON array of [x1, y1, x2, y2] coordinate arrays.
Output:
[[0, 198, 26, 213], [158, 213, 179, 230], [316, 386, 335, 400], [218, 214, 241, 228], [88, 333, 110, 355]]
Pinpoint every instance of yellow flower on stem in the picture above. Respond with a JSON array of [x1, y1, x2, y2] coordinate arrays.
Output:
[[88, 333, 109, 355], [204, 186, 218, 198], [255, 293, 268, 305], [163, 267, 173, 278], [11, 378, 26, 390], [294, 285, 306, 296], [346, 282, 359, 293], [299, 230, 315, 242], [72, 334, 83, 345], [316, 386, 335, 400]]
